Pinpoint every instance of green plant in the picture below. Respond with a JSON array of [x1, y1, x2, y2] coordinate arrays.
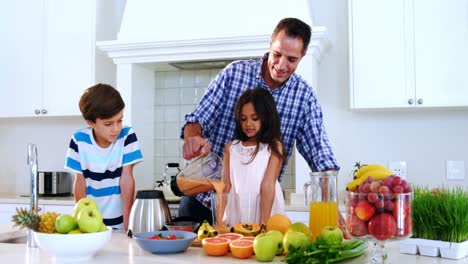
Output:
[[412, 186, 468, 242]]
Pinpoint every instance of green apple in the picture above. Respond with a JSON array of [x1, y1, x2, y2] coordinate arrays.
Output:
[[73, 197, 98, 219], [253, 233, 278, 262], [68, 229, 82, 234], [320, 226, 343, 245], [99, 222, 108, 232], [54, 214, 78, 234], [266, 230, 284, 255], [77, 207, 103, 233], [283, 231, 311, 254], [286, 222, 313, 241]]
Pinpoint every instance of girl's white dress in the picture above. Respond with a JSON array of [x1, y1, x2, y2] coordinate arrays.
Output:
[[221, 140, 285, 225]]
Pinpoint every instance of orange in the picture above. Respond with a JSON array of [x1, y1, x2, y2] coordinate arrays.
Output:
[[266, 214, 292, 234], [239, 236, 255, 241], [217, 233, 243, 241], [201, 237, 231, 256], [229, 239, 254, 259]]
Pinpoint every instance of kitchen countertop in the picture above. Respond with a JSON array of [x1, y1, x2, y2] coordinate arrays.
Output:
[[0, 226, 466, 264]]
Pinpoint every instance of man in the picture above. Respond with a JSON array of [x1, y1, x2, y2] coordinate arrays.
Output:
[[180, 17, 340, 226]]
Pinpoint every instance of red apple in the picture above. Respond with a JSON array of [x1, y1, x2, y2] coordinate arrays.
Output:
[[368, 213, 397, 241], [392, 200, 410, 221], [395, 213, 413, 237], [354, 200, 376, 221], [347, 214, 368, 237]]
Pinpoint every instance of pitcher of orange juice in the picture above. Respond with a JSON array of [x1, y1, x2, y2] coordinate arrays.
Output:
[[304, 171, 338, 241]]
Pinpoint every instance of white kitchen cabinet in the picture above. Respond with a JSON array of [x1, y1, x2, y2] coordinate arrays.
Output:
[[349, 0, 468, 109], [0, 1, 44, 117], [0, 0, 101, 117], [41, 0, 96, 116]]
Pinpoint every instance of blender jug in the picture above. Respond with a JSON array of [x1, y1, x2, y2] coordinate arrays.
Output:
[[170, 152, 223, 196], [304, 171, 339, 241]]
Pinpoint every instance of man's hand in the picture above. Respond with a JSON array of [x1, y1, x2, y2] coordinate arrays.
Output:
[[183, 136, 210, 160]]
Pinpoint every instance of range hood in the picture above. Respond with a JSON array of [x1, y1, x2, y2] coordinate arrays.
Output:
[[97, 0, 331, 194]]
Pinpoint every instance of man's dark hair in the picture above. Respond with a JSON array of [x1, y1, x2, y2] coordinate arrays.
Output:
[[272, 17, 312, 54], [79, 83, 125, 122]]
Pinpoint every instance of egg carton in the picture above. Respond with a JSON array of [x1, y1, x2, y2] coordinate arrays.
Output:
[[400, 238, 468, 260]]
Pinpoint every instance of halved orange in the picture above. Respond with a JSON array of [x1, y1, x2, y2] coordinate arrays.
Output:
[[217, 232, 243, 241], [229, 239, 254, 259], [202, 237, 231, 256]]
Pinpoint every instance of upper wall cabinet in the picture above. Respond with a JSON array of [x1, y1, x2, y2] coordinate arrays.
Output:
[[349, 0, 468, 109], [0, 0, 111, 117]]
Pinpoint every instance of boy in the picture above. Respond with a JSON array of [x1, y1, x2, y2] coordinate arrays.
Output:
[[65, 83, 143, 230]]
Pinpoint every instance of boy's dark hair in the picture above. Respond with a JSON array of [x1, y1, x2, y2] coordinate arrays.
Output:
[[79, 83, 125, 122], [272, 17, 312, 54], [234, 88, 286, 163]]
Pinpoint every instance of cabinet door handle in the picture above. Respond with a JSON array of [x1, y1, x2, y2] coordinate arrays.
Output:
[[34, 109, 41, 115], [417, 99, 423, 105], [41, 109, 47, 114], [408, 99, 414, 105]]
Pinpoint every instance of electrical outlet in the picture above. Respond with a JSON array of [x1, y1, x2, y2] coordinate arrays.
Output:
[[446, 160, 465, 180], [388, 161, 407, 179]]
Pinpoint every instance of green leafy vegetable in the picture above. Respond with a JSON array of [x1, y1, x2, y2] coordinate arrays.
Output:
[[283, 238, 368, 264]]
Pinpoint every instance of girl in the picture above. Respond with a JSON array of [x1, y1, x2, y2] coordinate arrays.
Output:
[[222, 88, 286, 224]]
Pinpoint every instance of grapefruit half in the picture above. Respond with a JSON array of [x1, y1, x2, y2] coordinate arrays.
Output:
[[229, 239, 254, 259], [201, 237, 231, 256]]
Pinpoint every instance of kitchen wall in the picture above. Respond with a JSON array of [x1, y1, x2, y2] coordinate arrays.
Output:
[[0, 117, 84, 194], [310, 0, 468, 189]]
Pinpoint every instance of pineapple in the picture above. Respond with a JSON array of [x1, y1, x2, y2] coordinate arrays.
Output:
[[38, 211, 59, 233], [11, 207, 41, 230], [11, 208, 59, 233]]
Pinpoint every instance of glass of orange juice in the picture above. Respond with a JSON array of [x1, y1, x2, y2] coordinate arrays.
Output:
[[304, 171, 339, 241]]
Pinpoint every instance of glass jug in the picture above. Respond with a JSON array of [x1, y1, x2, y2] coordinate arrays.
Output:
[[170, 152, 223, 196], [304, 171, 339, 241]]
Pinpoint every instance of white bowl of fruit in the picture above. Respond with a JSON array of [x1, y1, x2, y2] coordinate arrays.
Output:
[[12, 198, 111, 261]]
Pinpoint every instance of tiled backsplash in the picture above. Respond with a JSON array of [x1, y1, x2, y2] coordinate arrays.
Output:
[[153, 69, 295, 191]]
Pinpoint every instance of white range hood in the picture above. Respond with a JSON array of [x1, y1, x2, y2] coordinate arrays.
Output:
[[97, 0, 331, 194]]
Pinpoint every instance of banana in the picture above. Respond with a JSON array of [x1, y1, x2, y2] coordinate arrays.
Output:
[[347, 168, 393, 191], [361, 169, 393, 181], [197, 221, 210, 240], [346, 176, 368, 191], [354, 164, 392, 179], [205, 222, 219, 237]]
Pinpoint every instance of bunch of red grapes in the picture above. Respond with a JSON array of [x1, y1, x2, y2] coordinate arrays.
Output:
[[346, 175, 413, 241]]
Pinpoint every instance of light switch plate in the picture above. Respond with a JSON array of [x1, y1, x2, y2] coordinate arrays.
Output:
[[388, 161, 407, 179], [446, 160, 465, 180]]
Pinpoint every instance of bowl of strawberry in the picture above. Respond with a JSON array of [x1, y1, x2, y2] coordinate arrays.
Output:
[[133, 230, 197, 254]]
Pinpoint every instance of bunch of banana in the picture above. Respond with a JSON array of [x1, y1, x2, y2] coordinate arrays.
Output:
[[197, 220, 218, 239], [347, 164, 393, 191]]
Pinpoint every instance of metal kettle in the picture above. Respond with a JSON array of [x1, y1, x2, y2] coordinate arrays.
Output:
[[127, 190, 171, 237]]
